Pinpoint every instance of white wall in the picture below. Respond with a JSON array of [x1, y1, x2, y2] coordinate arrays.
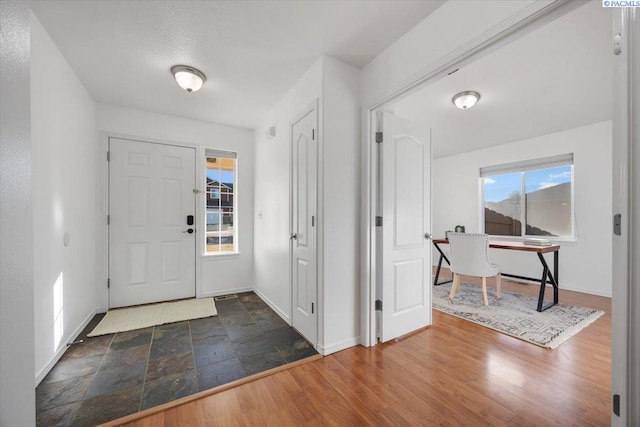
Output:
[[253, 58, 323, 322], [31, 14, 101, 383], [432, 121, 613, 297], [320, 57, 360, 353], [0, 2, 36, 425], [96, 104, 255, 304]]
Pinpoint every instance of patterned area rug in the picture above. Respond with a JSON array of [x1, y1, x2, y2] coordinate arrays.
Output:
[[433, 283, 603, 349], [88, 298, 217, 337]]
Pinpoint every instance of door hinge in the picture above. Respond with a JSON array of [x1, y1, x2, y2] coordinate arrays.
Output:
[[613, 394, 620, 416], [375, 300, 382, 311], [614, 33, 622, 56], [614, 213, 621, 236], [107, 278, 110, 289], [311, 302, 314, 314], [312, 129, 315, 140], [376, 216, 383, 227], [312, 216, 315, 227], [375, 132, 383, 143], [106, 151, 110, 161], [107, 214, 110, 225]]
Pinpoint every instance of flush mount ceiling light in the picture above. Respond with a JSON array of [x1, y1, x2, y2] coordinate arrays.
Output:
[[452, 91, 481, 110], [171, 65, 206, 93]]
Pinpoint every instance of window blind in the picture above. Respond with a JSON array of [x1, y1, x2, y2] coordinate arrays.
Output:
[[480, 153, 573, 177], [205, 149, 237, 159]]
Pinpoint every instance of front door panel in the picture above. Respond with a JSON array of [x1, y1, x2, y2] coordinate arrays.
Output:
[[109, 138, 196, 308]]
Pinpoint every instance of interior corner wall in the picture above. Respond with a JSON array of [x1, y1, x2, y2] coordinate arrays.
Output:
[[320, 57, 361, 354], [96, 104, 255, 302], [31, 13, 101, 384], [0, 1, 36, 425], [432, 121, 613, 297], [253, 58, 323, 323]]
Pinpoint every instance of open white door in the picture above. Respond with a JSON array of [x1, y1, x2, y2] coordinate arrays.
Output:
[[290, 102, 318, 345], [109, 138, 196, 308], [379, 113, 432, 342], [611, 8, 640, 427]]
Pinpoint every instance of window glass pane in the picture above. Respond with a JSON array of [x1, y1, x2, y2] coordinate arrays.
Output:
[[483, 172, 522, 236], [205, 154, 236, 254], [206, 209, 221, 232], [207, 163, 221, 182], [524, 165, 572, 237]]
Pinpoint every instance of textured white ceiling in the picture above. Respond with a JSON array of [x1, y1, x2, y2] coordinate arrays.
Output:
[[394, 1, 613, 159], [30, 0, 445, 129]]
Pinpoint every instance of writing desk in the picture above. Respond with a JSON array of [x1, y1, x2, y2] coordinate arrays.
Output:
[[432, 239, 560, 312]]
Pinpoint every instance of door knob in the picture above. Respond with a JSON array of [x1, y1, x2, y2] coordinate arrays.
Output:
[[290, 233, 297, 240], [424, 233, 432, 240], [182, 228, 194, 234]]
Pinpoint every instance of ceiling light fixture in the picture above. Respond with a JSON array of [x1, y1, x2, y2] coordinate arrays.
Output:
[[452, 91, 481, 110], [171, 65, 206, 93]]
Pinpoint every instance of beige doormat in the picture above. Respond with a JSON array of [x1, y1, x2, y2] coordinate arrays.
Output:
[[433, 283, 603, 349], [88, 298, 217, 337]]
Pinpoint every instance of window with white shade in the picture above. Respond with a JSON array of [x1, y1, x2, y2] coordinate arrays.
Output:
[[480, 154, 574, 239], [205, 149, 237, 254]]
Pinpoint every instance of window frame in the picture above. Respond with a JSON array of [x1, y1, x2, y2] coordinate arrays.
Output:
[[479, 154, 576, 242], [204, 149, 238, 256]]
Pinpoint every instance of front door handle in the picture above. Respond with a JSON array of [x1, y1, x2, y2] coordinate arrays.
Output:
[[182, 228, 194, 234], [424, 233, 432, 240], [290, 233, 297, 240]]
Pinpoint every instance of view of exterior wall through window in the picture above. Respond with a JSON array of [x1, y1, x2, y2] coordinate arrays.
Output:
[[480, 154, 574, 239], [205, 150, 237, 253]]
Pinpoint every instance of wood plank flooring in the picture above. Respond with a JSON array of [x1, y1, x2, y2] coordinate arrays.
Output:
[[117, 274, 611, 426]]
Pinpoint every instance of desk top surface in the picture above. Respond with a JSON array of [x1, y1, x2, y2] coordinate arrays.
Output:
[[432, 239, 560, 253]]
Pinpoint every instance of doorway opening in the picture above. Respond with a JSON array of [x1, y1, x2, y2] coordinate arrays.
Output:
[[365, 6, 613, 422]]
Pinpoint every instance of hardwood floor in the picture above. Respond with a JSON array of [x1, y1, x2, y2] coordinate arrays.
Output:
[[117, 274, 611, 426]]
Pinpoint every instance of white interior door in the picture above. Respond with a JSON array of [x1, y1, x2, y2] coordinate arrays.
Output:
[[611, 8, 640, 426], [291, 103, 318, 345], [109, 138, 196, 308], [379, 112, 432, 342]]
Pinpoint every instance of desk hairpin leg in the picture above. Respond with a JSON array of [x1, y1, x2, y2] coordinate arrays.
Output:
[[536, 250, 559, 312], [432, 242, 453, 286]]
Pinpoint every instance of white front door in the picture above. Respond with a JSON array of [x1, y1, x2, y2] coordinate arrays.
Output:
[[380, 113, 432, 342], [109, 138, 196, 308], [291, 103, 318, 345]]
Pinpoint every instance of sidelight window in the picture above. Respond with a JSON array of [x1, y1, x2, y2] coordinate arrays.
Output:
[[205, 149, 237, 254]]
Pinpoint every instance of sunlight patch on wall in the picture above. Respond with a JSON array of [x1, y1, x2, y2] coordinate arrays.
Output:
[[53, 195, 63, 232], [53, 272, 64, 351]]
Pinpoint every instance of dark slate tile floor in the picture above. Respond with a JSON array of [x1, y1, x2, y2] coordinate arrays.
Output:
[[36, 292, 317, 427]]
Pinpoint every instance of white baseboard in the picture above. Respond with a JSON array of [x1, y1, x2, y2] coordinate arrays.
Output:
[[317, 336, 360, 356], [434, 266, 612, 298], [201, 287, 253, 299], [499, 277, 612, 298], [557, 284, 612, 298], [252, 288, 291, 325], [35, 308, 97, 386]]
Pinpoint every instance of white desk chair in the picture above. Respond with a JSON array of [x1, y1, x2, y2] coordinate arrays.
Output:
[[447, 232, 501, 305]]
